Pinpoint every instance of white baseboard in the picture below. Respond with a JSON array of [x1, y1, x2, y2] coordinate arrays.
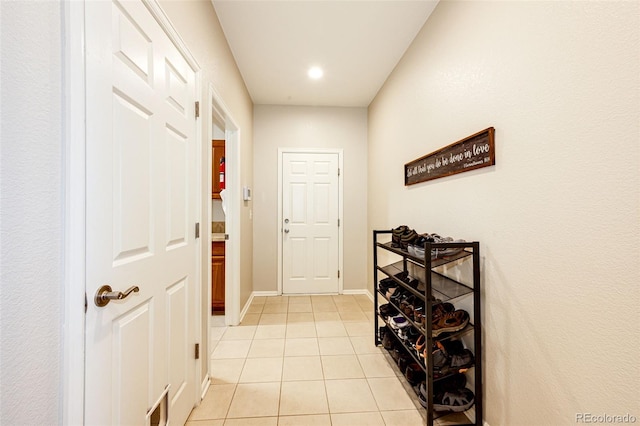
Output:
[[343, 289, 375, 302], [342, 289, 367, 295], [342, 289, 375, 302], [199, 376, 210, 401], [252, 291, 280, 297], [239, 291, 279, 323]]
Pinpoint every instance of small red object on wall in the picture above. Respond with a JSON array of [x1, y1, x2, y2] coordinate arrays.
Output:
[[219, 156, 225, 190]]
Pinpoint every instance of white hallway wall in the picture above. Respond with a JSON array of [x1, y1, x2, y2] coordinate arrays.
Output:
[[1, 0, 253, 423], [253, 105, 368, 293], [1, 2, 63, 424], [368, 1, 639, 424]]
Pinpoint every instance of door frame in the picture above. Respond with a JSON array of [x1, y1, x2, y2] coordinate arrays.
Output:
[[277, 148, 344, 295], [62, 1, 203, 423], [208, 83, 241, 328]]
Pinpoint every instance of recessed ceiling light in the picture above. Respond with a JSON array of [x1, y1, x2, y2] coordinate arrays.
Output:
[[308, 66, 323, 80]]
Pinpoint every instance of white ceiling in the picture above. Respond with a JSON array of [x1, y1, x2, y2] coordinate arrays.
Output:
[[212, 1, 439, 107]]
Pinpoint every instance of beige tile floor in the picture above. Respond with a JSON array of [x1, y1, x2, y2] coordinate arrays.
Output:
[[187, 294, 467, 426]]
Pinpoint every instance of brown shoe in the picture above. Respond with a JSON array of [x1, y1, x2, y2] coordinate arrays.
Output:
[[432, 310, 469, 336], [432, 302, 455, 322]]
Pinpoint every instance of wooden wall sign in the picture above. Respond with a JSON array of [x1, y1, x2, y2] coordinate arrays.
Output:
[[405, 127, 495, 186]]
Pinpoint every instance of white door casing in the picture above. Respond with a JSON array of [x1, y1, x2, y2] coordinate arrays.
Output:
[[85, 1, 199, 424], [281, 151, 341, 294], [208, 83, 241, 327]]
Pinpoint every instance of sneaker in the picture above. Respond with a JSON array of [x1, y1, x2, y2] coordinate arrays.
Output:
[[432, 310, 469, 336], [378, 303, 398, 318], [405, 326, 421, 346], [390, 288, 409, 306], [412, 245, 426, 258], [404, 362, 425, 385], [419, 374, 465, 399], [432, 302, 455, 322], [411, 233, 434, 258], [391, 225, 409, 247], [417, 374, 471, 411], [432, 341, 449, 371], [381, 331, 395, 349], [400, 295, 416, 317], [417, 386, 428, 408], [378, 277, 397, 294], [430, 235, 466, 259], [400, 228, 419, 250], [389, 315, 409, 329], [439, 239, 466, 257], [449, 349, 475, 371], [432, 340, 475, 378], [433, 388, 475, 412]]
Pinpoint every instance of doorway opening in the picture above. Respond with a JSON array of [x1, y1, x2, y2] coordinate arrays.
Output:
[[207, 83, 241, 326]]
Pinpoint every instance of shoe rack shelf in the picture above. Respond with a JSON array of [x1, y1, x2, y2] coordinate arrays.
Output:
[[373, 230, 483, 426]]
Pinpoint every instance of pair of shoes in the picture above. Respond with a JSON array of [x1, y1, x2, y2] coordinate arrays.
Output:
[[432, 302, 455, 322], [397, 323, 419, 342], [433, 387, 475, 412], [400, 229, 418, 250], [389, 315, 409, 329], [430, 234, 466, 259], [390, 287, 411, 306], [378, 277, 396, 292], [420, 373, 467, 401], [413, 302, 456, 332], [418, 373, 474, 412], [413, 334, 426, 358], [432, 309, 469, 336], [408, 233, 433, 258], [391, 225, 410, 248], [408, 233, 467, 259], [413, 305, 425, 327], [378, 303, 398, 318], [404, 362, 425, 385], [399, 294, 417, 318], [381, 329, 395, 350], [432, 340, 475, 378], [394, 271, 420, 289], [391, 225, 419, 250]]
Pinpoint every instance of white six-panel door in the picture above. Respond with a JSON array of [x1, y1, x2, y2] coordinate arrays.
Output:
[[282, 152, 339, 294], [85, 1, 197, 424]]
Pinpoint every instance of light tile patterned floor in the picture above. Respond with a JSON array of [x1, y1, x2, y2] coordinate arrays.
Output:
[[186, 294, 431, 425]]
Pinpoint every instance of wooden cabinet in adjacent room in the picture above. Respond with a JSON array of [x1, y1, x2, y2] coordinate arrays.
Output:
[[211, 241, 225, 314], [212, 140, 225, 199]]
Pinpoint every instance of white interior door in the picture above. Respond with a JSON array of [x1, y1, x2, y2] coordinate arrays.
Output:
[[282, 152, 340, 294], [85, 1, 197, 424]]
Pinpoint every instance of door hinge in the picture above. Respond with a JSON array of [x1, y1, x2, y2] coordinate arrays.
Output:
[[195, 222, 200, 239], [338, 270, 340, 279], [338, 168, 340, 177], [195, 101, 200, 118], [338, 219, 340, 227], [85, 293, 88, 313], [195, 343, 200, 360]]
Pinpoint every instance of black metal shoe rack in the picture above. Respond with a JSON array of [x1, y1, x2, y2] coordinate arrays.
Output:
[[373, 230, 483, 426]]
